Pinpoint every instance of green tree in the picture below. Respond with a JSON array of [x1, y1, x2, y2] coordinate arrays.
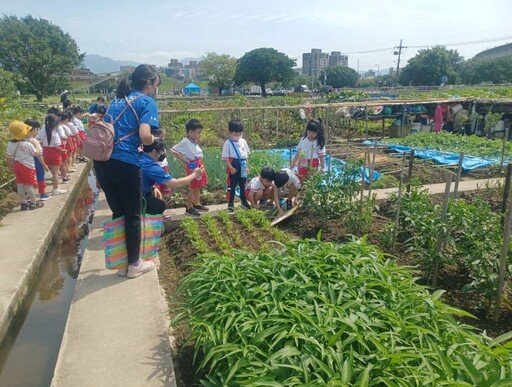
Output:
[[462, 56, 512, 84], [399, 46, 464, 86], [0, 69, 17, 98], [234, 48, 295, 97], [200, 52, 237, 96], [0, 15, 83, 101], [320, 66, 359, 88]]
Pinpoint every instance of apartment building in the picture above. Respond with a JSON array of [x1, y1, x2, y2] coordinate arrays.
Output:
[[302, 49, 348, 79]]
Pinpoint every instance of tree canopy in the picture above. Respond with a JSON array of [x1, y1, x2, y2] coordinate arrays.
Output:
[[200, 52, 237, 96], [399, 46, 464, 86], [0, 15, 83, 101], [320, 66, 359, 88], [462, 56, 512, 84], [0, 69, 17, 99], [234, 48, 295, 97]]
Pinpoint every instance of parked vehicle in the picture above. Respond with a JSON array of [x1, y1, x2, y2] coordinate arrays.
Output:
[[250, 86, 262, 95]]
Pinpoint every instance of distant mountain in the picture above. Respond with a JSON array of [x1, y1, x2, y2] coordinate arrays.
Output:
[[82, 54, 140, 74], [474, 43, 512, 60]]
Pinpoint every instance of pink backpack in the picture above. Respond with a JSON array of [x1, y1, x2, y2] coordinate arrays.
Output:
[[82, 96, 142, 161]]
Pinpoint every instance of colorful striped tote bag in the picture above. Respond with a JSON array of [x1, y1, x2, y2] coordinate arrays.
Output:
[[103, 214, 163, 270]]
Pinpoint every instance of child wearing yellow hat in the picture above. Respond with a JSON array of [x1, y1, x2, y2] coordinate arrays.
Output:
[[6, 120, 44, 210]]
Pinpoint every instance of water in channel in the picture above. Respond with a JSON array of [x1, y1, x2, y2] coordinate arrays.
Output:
[[0, 172, 99, 387]]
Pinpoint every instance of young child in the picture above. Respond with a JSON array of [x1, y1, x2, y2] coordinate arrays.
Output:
[[273, 167, 301, 210], [25, 119, 50, 200], [58, 111, 71, 183], [141, 139, 203, 215], [72, 106, 87, 162], [221, 119, 251, 212], [87, 105, 107, 129], [6, 121, 44, 210], [291, 118, 326, 180], [38, 113, 68, 195], [246, 167, 282, 215], [170, 118, 209, 217]]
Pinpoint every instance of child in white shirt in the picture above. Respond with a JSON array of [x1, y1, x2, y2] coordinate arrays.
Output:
[[6, 121, 44, 210], [221, 119, 251, 211], [171, 118, 209, 217], [291, 118, 326, 180]]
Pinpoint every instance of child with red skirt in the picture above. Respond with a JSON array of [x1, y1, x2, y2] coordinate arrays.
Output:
[[170, 118, 209, 217], [291, 118, 326, 181]]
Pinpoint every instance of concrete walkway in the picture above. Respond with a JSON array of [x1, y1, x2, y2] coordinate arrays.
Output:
[[0, 167, 505, 387], [52, 193, 175, 387]]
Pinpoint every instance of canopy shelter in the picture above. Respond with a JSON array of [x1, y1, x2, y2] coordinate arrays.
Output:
[[183, 83, 200, 95]]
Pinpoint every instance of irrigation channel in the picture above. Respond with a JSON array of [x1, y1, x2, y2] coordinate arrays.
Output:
[[0, 172, 99, 387]]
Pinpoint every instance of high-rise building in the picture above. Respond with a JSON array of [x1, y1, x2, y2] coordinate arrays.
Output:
[[302, 49, 348, 80]]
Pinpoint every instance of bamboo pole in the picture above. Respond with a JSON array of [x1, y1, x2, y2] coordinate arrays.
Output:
[[501, 163, 512, 229], [365, 105, 369, 141], [391, 153, 407, 252], [494, 178, 512, 321], [432, 174, 452, 287], [406, 149, 415, 193], [368, 144, 376, 197], [453, 152, 464, 198]]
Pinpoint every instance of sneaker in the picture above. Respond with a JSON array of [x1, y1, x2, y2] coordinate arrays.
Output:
[[127, 259, 155, 279], [185, 207, 201, 217], [39, 193, 51, 201], [20, 203, 28, 211], [28, 201, 44, 210], [52, 188, 68, 195], [194, 204, 210, 212], [117, 267, 128, 276], [68, 167, 76, 173], [62, 177, 70, 183], [240, 201, 251, 210], [227, 203, 235, 212]]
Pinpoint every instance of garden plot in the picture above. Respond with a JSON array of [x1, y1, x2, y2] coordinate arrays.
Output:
[[159, 175, 512, 385]]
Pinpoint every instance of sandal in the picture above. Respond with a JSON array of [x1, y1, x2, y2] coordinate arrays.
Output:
[[29, 201, 44, 210]]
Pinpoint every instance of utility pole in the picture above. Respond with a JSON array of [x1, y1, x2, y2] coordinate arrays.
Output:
[[394, 39, 406, 82]]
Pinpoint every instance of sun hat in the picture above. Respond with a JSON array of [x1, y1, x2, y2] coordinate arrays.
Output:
[[8, 120, 31, 140]]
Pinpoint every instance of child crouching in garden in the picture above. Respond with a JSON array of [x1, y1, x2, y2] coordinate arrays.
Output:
[[246, 167, 283, 217]]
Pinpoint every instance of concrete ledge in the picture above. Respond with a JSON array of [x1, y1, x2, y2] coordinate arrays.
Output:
[[52, 193, 176, 387], [0, 162, 91, 346]]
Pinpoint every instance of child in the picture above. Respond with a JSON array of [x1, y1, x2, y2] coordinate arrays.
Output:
[[141, 139, 203, 215], [246, 167, 282, 215], [25, 119, 50, 200], [38, 113, 68, 195], [291, 118, 326, 180], [58, 111, 71, 183], [6, 121, 44, 210], [170, 118, 209, 217], [221, 119, 251, 212], [87, 105, 107, 129], [273, 168, 301, 210], [72, 107, 87, 162]]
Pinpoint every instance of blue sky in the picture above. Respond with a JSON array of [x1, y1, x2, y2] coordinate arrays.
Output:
[[3, 0, 512, 72]]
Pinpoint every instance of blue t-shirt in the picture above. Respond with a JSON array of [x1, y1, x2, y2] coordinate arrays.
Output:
[[140, 153, 173, 194], [106, 91, 159, 166]]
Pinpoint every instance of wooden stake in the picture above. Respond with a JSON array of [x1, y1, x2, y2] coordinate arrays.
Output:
[[494, 177, 512, 321], [501, 163, 512, 229], [406, 149, 415, 193], [432, 174, 452, 287], [453, 152, 464, 198]]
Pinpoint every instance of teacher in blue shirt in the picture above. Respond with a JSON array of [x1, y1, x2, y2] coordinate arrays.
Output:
[[94, 64, 161, 279]]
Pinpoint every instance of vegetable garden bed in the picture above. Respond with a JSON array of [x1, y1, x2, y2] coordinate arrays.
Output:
[[159, 189, 512, 385]]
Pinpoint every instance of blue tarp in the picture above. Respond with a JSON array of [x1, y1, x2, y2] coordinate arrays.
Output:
[[363, 141, 496, 171], [253, 148, 381, 183]]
